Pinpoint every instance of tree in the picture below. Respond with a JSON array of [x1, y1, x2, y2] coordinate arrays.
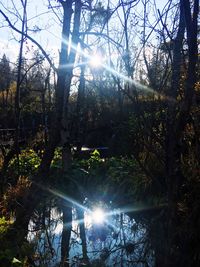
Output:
[[0, 54, 12, 109], [165, 0, 199, 266]]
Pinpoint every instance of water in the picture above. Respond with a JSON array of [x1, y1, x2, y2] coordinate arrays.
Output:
[[28, 205, 154, 266]]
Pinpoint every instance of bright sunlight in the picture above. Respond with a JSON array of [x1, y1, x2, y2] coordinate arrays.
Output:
[[89, 54, 102, 68], [91, 208, 105, 224]]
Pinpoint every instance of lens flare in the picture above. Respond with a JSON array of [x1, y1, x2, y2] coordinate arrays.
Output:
[[92, 208, 105, 224], [89, 54, 102, 67]]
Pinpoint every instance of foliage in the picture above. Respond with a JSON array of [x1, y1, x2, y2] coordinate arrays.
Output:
[[0, 216, 12, 237], [0, 176, 32, 216], [106, 157, 151, 200], [0, 54, 11, 92], [51, 147, 62, 170], [0, 217, 18, 266], [8, 149, 41, 178], [90, 2, 111, 27], [65, 150, 156, 208]]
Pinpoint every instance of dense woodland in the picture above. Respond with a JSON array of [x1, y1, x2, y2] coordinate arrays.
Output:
[[0, 0, 199, 266]]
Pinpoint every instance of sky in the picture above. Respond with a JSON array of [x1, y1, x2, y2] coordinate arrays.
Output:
[[0, 0, 170, 64], [0, 0, 61, 61]]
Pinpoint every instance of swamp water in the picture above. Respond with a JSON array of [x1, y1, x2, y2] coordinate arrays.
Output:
[[28, 205, 154, 266]]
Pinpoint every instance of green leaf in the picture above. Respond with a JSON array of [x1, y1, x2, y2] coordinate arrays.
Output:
[[12, 257, 21, 264]]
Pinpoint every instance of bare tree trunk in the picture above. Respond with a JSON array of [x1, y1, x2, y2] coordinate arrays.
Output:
[[15, 0, 27, 160], [76, 60, 86, 154], [59, 1, 82, 265], [42, 70, 51, 145], [77, 208, 89, 263], [165, 0, 198, 266], [60, 0, 81, 168], [165, 2, 185, 266], [61, 205, 72, 267]]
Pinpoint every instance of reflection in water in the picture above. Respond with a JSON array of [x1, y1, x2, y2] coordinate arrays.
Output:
[[28, 204, 154, 266]]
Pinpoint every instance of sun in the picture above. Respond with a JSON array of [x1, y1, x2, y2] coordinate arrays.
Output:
[[92, 208, 105, 224], [89, 54, 102, 68]]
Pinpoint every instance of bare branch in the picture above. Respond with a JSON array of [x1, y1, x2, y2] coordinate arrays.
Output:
[[79, 31, 123, 48], [0, 9, 57, 72]]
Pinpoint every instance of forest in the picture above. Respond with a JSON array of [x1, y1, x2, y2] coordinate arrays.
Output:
[[0, 0, 199, 266]]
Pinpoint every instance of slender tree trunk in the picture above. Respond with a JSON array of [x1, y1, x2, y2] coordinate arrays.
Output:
[[15, 0, 27, 158], [61, 205, 72, 267], [60, 0, 81, 167], [59, 1, 82, 265], [77, 208, 89, 263], [165, 2, 185, 266], [165, 0, 198, 266], [76, 59, 86, 154]]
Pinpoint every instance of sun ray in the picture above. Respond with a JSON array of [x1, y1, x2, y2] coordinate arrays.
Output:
[[48, 188, 87, 212], [54, 36, 174, 102]]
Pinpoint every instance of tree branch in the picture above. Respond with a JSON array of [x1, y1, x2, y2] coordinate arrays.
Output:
[[0, 9, 57, 72], [79, 31, 123, 48]]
